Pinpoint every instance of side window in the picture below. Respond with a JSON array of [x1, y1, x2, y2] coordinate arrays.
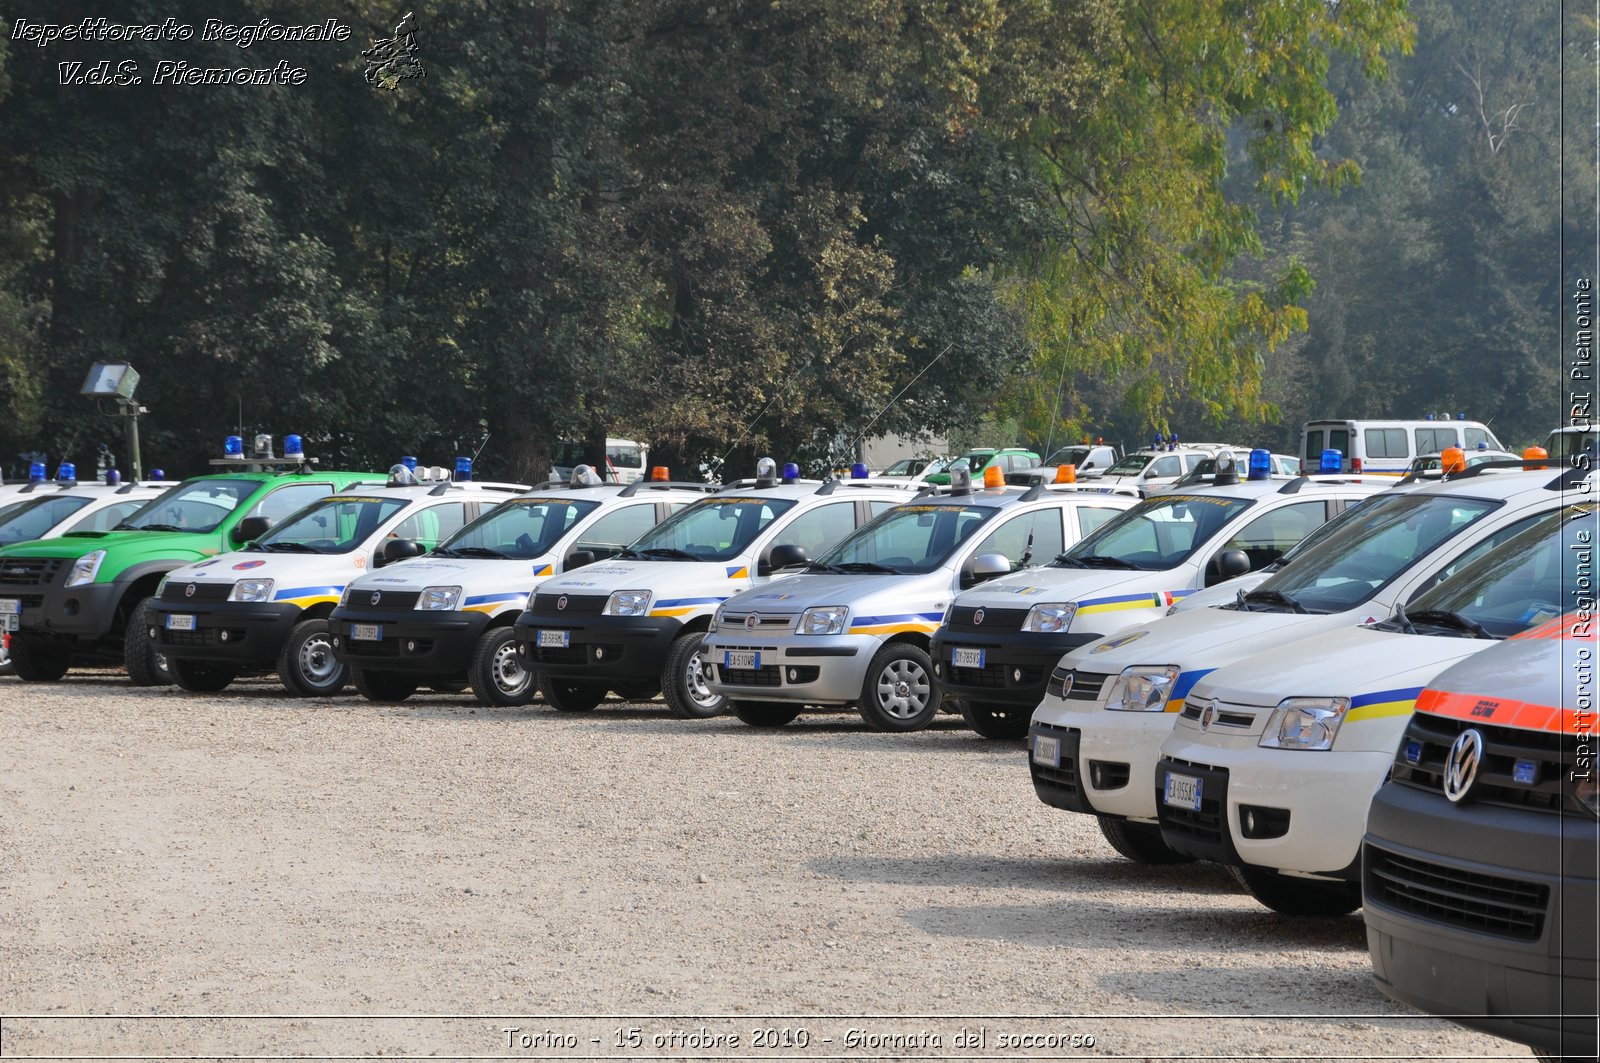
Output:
[[391, 503, 467, 550], [972, 510, 1064, 569], [247, 483, 332, 524], [1364, 428, 1407, 459], [1075, 507, 1124, 539], [70, 500, 148, 533], [774, 502, 858, 559], [1415, 427, 1460, 453], [576, 504, 659, 563], [867, 500, 901, 518], [1150, 456, 1181, 478], [1218, 500, 1328, 571], [1464, 427, 1493, 450], [1409, 511, 1549, 599]]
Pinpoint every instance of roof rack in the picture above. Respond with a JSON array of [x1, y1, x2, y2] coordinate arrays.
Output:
[[618, 480, 718, 496], [208, 456, 321, 471], [1393, 457, 1558, 487]]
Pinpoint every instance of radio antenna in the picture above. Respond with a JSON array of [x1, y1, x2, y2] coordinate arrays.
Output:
[[848, 343, 954, 453]]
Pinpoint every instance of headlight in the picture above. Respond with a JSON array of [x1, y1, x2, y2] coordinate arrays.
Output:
[[604, 589, 651, 616], [940, 603, 953, 626], [156, 576, 169, 597], [798, 606, 848, 636], [711, 604, 726, 628], [417, 585, 463, 611], [339, 586, 353, 607], [1259, 697, 1350, 750], [64, 550, 106, 587], [228, 579, 275, 603], [1022, 603, 1076, 633], [1104, 665, 1180, 711], [1573, 774, 1600, 820]]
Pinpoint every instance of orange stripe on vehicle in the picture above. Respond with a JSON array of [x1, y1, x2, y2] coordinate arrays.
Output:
[[1415, 688, 1583, 734], [1511, 617, 1597, 642]]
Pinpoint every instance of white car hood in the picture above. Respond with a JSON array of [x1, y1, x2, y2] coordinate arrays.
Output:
[[1065, 607, 1334, 679], [956, 568, 1195, 612], [165, 552, 363, 607]]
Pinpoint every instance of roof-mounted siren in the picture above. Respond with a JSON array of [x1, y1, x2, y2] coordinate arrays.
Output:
[[650, 466, 670, 482], [252, 434, 275, 460], [105, 469, 121, 485], [849, 462, 868, 480], [1168, 433, 1180, 452], [1457, 412, 1466, 420], [399, 455, 419, 473], [982, 463, 1005, 489], [785, 462, 804, 484], [150, 468, 164, 481], [1524, 446, 1549, 471], [1151, 432, 1164, 451], [1320, 448, 1343, 475], [1055, 464, 1077, 484], [948, 459, 973, 496], [1424, 413, 1435, 421], [224, 435, 244, 459], [388, 462, 419, 487], [454, 457, 472, 482], [755, 457, 779, 487], [283, 434, 305, 462], [56, 462, 77, 484], [1247, 448, 1272, 481], [1441, 446, 1467, 476], [571, 463, 603, 487], [1212, 450, 1239, 486], [28, 461, 47, 483]]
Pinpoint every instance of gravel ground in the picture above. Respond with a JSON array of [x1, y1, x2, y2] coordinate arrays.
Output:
[[0, 673, 1530, 1061]]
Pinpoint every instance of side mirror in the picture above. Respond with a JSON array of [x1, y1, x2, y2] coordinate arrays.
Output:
[[381, 538, 426, 565], [761, 543, 808, 575], [231, 515, 272, 544], [961, 552, 1011, 587], [1206, 549, 1252, 585], [565, 549, 597, 570]]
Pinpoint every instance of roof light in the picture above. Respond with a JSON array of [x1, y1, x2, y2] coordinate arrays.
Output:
[[1441, 446, 1466, 475], [1524, 446, 1549, 470], [1169, 433, 1180, 451], [28, 461, 46, 483], [283, 434, 304, 461], [400, 455, 418, 471], [650, 466, 670, 482], [252, 434, 274, 459], [1476, 441, 1488, 449], [982, 464, 1005, 489], [784, 462, 803, 483], [571, 464, 603, 487], [389, 463, 418, 486], [56, 462, 76, 483], [756, 457, 778, 485], [948, 459, 972, 496], [454, 456, 472, 482], [1213, 451, 1239, 486], [1425, 413, 1435, 421], [1055, 464, 1077, 484], [848, 462, 868, 480], [105, 469, 121, 485], [1457, 413, 1466, 420], [1320, 448, 1343, 474], [1152, 432, 1164, 450], [150, 468, 165, 481], [224, 435, 243, 457], [1247, 448, 1272, 481]]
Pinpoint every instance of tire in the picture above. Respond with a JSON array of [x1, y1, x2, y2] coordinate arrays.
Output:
[[277, 618, 347, 698], [960, 699, 1031, 740], [168, 657, 237, 693], [1231, 864, 1363, 916], [351, 668, 418, 703], [543, 677, 606, 712], [1097, 816, 1195, 865], [615, 681, 662, 702], [468, 627, 538, 706], [731, 700, 801, 728], [9, 634, 70, 682], [662, 630, 725, 718], [857, 642, 939, 732], [124, 597, 173, 686]]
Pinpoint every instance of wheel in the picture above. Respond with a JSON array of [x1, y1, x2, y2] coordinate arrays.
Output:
[[615, 681, 661, 702], [124, 597, 173, 686], [542, 677, 606, 712], [9, 634, 70, 682], [1097, 816, 1195, 865], [731, 700, 801, 728], [351, 668, 418, 703], [857, 642, 938, 731], [960, 699, 1031, 740], [468, 627, 538, 706], [662, 630, 725, 718], [277, 618, 347, 697], [168, 657, 237, 693], [1231, 864, 1363, 916]]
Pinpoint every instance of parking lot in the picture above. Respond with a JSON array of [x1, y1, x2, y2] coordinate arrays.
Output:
[[0, 675, 1524, 1060]]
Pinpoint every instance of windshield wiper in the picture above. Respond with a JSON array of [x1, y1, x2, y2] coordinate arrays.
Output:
[[638, 547, 699, 560], [1066, 554, 1140, 570], [838, 561, 901, 574], [1388, 603, 1418, 635], [805, 561, 844, 574], [447, 546, 508, 559], [1242, 588, 1308, 614], [130, 523, 185, 533], [1406, 608, 1494, 639], [258, 541, 322, 554]]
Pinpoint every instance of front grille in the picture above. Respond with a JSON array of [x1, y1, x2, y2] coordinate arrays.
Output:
[[1030, 723, 1082, 796], [0, 558, 65, 587], [531, 593, 607, 615], [355, 590, 421, 611], [1366, 846, 1548, 941], [1391, 711, 1568, 814], [17, 594, 44, 609], [944, 605, 1028, 631], [160, 582, 232, 603], [340, 637, 404, 658], [717, 614, 794, 634], [1063, 670, 1109, 702], [721, 665, 781, 687], [947, 662, 1043, 689], [158, 627, 244, 648], [1157, 757, 1229, 849], [532, 644, 595, 666], [1180, 698, 1257, 729]]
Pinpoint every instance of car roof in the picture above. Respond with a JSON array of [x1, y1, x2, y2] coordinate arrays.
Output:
[[1395, 464, 1590, 501]]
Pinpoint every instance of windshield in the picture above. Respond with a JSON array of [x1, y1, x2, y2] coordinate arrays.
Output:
[[118, 479, 255, 533], [628, 495, 796, 562], [1105, 453, 1153, 476], [817, 504, 997, 574], [1054, 493, 1254, 571], [1046, 447, 1090, 467], [1375, 505, 1591, 639], [0, 495, 94, 544], [1244, 492, 1501, 614], [251, 495, 410, 553], [438, 497, 601, 559], [1543, 429, 1598, 463]]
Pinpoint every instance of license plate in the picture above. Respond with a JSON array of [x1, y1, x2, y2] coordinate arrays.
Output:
[[165, 614, 196, 632], [1163, 772, 1203, 811], [350, 623, 382, 641], [0, 598, 18, 615], [1032, 734, 1060, 767], [1, 614, 17, 633], [724, 650, 760, 670], [952, 646, 984, 668], [538, 629, 570, 648]]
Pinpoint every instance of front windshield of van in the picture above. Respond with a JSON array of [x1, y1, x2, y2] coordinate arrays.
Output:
[[815, 504, 997, 575], [1053, 493, 1253, 571], [1105, 453, 1153, 477], [1544, 429, 1599, 463]]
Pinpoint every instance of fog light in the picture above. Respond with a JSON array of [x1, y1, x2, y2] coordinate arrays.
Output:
[[594, 647, 605, 660], [406, 640, 416, 652], [788, 667, 799, 682], [1238, 804, 1290, 839], [219, 630, 229, 642], [148, 627, 157, 639], [1012, 668, 1022, 683], [933, 663, 942, 677]]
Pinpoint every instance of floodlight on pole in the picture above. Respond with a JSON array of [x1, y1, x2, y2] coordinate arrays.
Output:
[[80, 362, 145, 481]]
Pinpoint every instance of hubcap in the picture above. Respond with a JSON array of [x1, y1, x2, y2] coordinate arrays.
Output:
[[491, 641, 530, 694], [876, 659, 931, 720], [686, 646, 719, 708], [298, 633, 341, 687]]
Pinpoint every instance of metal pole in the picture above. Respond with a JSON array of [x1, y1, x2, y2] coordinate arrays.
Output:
[[122, 401, 142, 481]]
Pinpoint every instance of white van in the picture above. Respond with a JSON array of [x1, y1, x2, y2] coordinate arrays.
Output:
[[551, 439, 650, 484], [1301, 418, 1503, 475]]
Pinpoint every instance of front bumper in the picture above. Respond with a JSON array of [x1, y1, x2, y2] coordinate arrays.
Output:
[[1047, 701, 1182, 821], [1363, 781, 1599, 1057], [512, 610, 681, 682], [1156, 733, 1391, 876], [330, 605, 492, 674], [0, 568, 125, 643], [702, 632, 869, 705], [147, 597, 300, 664], [929, 627, 1100, 708]]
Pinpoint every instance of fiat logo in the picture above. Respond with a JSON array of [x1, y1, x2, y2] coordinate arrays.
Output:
[[973, 608, 985, 626], [370, 592, 381, 606], [1199, 698, 1219, 731], [1444, 729, 1485, 803], [557, 595, 568, 611], [745, 612, 759, 631], [185, 583, 196, 598]]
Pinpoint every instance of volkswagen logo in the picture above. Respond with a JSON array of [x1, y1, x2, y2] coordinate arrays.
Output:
[[745, 612, 759, 631], [1199, 698, 1219, 731], [973, 608, 985, 626], [557, 595, 568, 611], [1444, 729, 1485, 803], [185, 583, 196, 598], [370, 591, 381, 606]]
